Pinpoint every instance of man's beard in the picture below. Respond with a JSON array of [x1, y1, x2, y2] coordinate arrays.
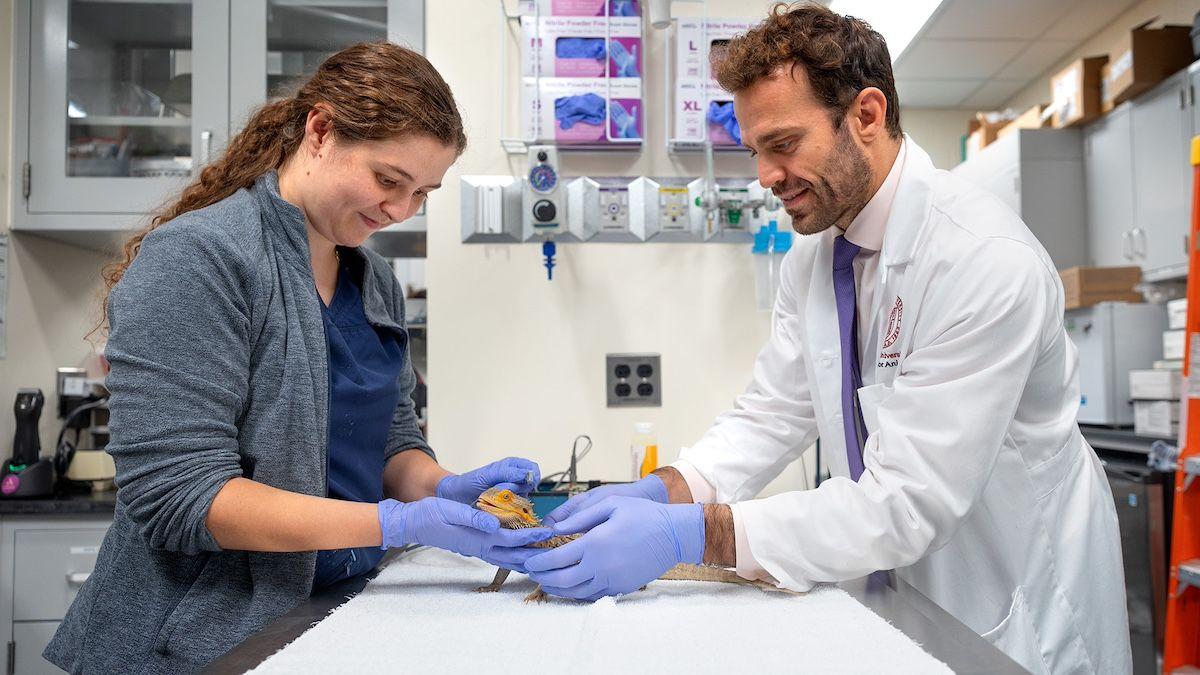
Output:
[[778, 123, 874, 236]]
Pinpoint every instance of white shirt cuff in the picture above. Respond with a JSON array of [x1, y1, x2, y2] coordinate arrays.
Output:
[[730, 503, 777, 584], [670, 460, 717, 503]]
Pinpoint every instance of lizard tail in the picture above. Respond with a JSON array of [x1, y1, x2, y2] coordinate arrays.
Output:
[[659, 563, 799, 595]]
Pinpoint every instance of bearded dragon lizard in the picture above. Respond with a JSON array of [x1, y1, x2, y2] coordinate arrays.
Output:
[[474, 487, 794, 602]]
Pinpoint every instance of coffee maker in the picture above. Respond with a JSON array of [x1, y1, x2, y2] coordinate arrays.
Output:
[[1, 389, 54, 498]]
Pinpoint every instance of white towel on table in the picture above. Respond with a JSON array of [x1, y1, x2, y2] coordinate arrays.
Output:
[[250, 547, 953, 674]]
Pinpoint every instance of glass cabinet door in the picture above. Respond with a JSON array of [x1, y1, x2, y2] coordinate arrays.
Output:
[[27, 0, 230, 216], [229, 0, 424, 128]]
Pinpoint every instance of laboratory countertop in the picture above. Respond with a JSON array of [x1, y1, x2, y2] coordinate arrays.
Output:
[[0, 490, 117, 515], [203, 549, 1027, 675], [1080, 424, 1174, 456]]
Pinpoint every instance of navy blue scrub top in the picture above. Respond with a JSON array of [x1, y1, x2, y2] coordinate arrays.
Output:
[[312, 254, 406, 589]]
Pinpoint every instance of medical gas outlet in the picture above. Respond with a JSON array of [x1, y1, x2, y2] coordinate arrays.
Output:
[[523, 145, 567, 241], [463, 175, 786, 245]]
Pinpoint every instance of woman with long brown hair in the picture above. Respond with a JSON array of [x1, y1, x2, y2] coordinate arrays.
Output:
[[43, 43, 549, 673]]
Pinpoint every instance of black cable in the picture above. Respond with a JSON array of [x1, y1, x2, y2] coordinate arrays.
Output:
[[550, 435, 592, 492], [54, 396, 109, 479]]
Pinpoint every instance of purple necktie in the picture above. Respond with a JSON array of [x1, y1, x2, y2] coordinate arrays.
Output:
[[833, 235, 868, 481]]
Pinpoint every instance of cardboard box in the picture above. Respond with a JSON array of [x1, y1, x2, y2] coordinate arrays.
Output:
[[1050, 56, 1107, 128], [673, 80, 741, 147], [965, 114, 1010, 159], [1129, 369, 1182, 400], [1100, 63, 1117, 114], [1134, 399, 1179, 437], [1169, 298, 1188, 329], [521, 16, 643, 79], [1103, 20, 1193, 107], [998, 104, 1051, 139], [518, 0, 641, 16], [675, 18, 756, 86], [521, 77, 643, 146], [1059, 266, 1142, 310], [1164, 329, 1186, 360]]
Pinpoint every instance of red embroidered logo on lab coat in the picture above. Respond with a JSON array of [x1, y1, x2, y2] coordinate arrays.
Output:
[[882, 296, 903, 349]]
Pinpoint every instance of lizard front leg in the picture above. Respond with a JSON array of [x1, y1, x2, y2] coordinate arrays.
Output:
[[475, 568, 511, 593], [523, 586, 549, 603]]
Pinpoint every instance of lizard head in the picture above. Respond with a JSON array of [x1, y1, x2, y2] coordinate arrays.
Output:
[[476, 487, 541, 528]]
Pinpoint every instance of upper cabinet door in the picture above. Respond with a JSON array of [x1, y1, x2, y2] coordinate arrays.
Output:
[[1084, 104, 1135, 268], [228, 1, 425, 132], [1131, 72, 1192, 275], [25, 0, 230, 216]]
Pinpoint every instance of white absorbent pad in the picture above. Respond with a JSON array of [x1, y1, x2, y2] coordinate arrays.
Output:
[[251, 547, 953, 674]]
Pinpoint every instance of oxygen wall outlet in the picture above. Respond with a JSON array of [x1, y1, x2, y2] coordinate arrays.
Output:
[[568, 177, 639, 242], [606, 353, 661, 407], [598, 188, 630, 232]]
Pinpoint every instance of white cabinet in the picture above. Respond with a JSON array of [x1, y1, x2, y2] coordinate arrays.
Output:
[[1084, 104, 1136, 268], [1080, 64, 1200, 279], [950, 128, 1088, 269], [0, 515, 113, 675], [1130, 71, 1192, 277], [10, 0, 426, 250], [12, 623, 62, 675], [13, 0, 231, 245]]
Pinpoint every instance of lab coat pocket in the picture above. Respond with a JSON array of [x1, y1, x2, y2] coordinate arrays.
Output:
[[981, 587, 1050, 675], [855, 383, 893, 437]]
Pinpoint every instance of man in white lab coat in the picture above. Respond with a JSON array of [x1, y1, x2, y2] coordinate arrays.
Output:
[[517, 4, 1131, 673]]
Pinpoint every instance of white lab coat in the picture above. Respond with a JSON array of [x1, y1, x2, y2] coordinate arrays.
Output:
[[679, 139, 1131, 674]]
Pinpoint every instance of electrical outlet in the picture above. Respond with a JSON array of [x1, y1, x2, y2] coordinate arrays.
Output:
[[606, 353, 661, 407]]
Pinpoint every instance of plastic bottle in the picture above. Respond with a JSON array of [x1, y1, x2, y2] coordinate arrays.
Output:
[[631, 422, 658, 479]]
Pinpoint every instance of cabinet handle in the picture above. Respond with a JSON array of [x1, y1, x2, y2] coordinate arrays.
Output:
[[1133, 227, 1148, 258], [66, 572, 90, 585], [200, 130, 213, 166]]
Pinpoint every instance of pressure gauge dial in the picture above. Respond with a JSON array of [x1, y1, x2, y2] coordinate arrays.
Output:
[[528, 164, 558, 194]]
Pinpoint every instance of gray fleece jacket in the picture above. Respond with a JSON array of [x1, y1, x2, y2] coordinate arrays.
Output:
[[44, 172, 432, 674]]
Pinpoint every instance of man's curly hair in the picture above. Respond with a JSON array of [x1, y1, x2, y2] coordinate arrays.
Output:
[[713, 2, 902, 138]]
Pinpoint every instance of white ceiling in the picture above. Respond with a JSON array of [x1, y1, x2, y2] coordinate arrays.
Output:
[[891, 0, 1142, 108]]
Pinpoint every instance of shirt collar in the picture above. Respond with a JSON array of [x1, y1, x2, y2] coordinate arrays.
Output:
[[840, 138, 907, 253]]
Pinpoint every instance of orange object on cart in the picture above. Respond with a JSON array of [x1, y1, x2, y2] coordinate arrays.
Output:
[[1164, 136, 1200, 672]]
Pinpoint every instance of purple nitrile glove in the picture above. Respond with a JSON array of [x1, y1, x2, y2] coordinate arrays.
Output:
[[377, 497, 551, 570], [541, 473, 668, 527], [523, 496, 705, 601], [436, 457, 541, 505]]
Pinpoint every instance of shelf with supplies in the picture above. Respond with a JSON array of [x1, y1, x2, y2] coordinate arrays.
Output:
[[497, 0, 645, 154], [663, 14, 757, 154], [67, 116, 191, 128]]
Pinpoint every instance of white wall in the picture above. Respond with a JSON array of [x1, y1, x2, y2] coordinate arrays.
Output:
[[0, 0, 7, 220], [0, 0, 110, 457], [900, 108, 972, 169], [420, 1, 827, 490]]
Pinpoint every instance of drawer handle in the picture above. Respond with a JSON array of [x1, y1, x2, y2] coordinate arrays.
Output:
[[66, 572, 90, 586]]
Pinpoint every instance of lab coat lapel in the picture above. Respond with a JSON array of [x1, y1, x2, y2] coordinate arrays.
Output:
[[865, 137, 938, 387], [805, 227, 850, 477]]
